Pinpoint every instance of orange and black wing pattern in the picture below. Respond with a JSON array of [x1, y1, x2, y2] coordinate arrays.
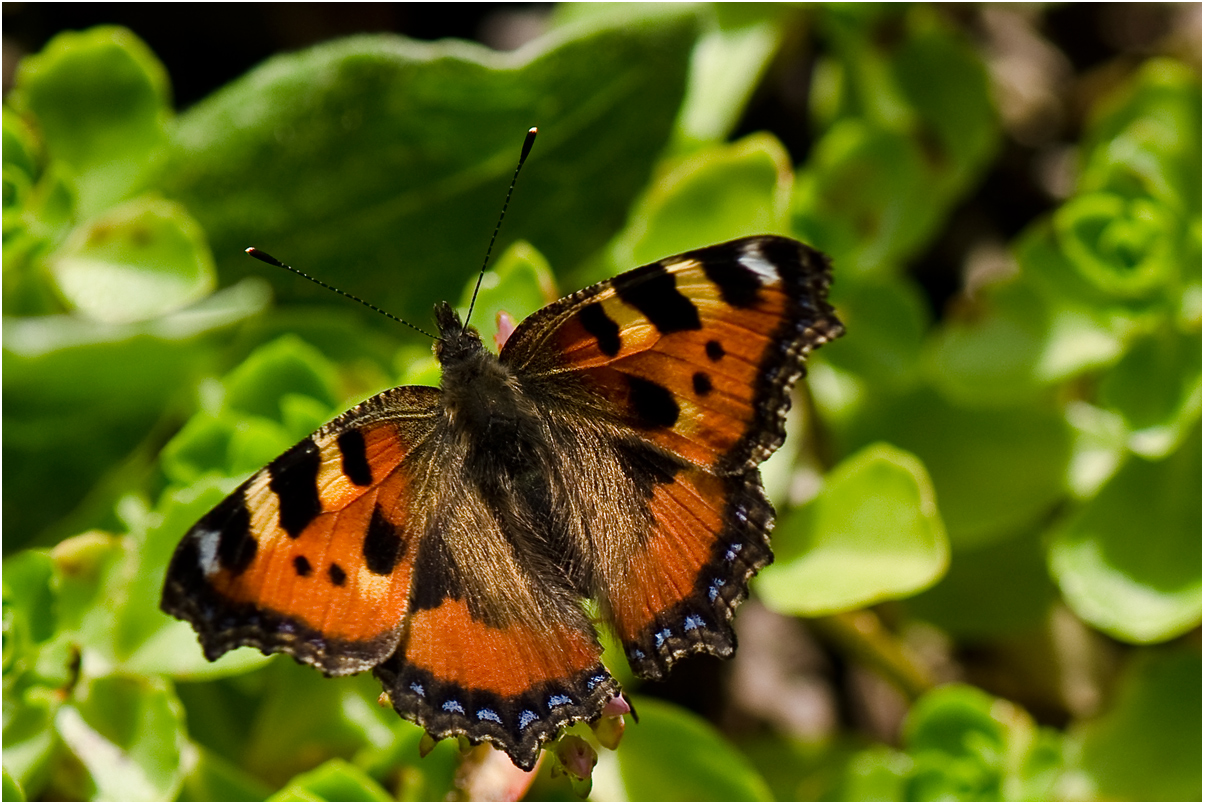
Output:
[[161, 386, 441, 675], [503, 235, 843, 677]]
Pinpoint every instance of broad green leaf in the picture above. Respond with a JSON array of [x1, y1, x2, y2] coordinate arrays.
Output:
[[10, 27, 170, 218], [164, 12, 698, 325], [822, 273, 929, 392], [1065, 649, 1201, 801], [268, 758, 392, 802], [759, 443, 948, 615], [57, 675, 189, 801], [48, 196, 216, 323], [614, 696, 772, 801], [926, 277, 1126, 405], [599, 132, 793, 284], [906, 530, 1058, 638], [2, 768, 24, 802], [2, 279, 268, 550], [889, 11, 998, 192], [834, 386, 1072, 549], [1048, 430, 1202, 643]]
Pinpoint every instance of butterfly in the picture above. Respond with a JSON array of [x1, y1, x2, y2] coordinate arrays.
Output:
[[160, 233, 843, 771]]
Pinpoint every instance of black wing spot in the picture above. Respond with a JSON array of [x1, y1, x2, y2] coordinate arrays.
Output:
[[337, 429, 373, 486], [628, 376, 680, 428], [617, 266, 701, 334], [692, 372, 713, 396], [364, 506, 405, 576], [329, 563, 347, 586], [213, 497, 256, 575], [579, 302, 621, 357], [705, 340, 725, 362], [411, 533, 462, 611], [700, 241, 766, 308], [294, 555, 312, 577], [268, 438, 323, 538]]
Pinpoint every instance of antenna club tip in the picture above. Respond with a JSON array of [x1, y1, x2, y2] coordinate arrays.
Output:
[[520, 127, 538, 162]]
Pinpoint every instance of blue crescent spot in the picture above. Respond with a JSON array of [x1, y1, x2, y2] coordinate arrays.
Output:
[[409, 682, 425, 697], [709, 579, 723, 601], [654, 628, 672, 647], [631, 648, 646, 659], [684, 614, 704, 630], [548, 694, 573, 708], [519, 710, 538, 729], [477, 708, 502, 723], [442, 700, 465, 714], [588, 674, 608, 690]]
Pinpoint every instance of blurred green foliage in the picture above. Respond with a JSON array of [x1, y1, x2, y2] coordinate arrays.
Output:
[[3, 4, 1200, 801]]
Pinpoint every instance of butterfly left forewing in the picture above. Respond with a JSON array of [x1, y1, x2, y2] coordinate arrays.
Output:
[[161, 386, 440, 675], [502, 235, 842, 677]]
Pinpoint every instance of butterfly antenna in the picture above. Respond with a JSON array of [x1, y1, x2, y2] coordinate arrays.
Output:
[[464, 126, 538, 327], [245, 247, 436, 339]]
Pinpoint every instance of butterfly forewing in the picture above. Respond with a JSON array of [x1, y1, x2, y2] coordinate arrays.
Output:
[[161, 387, 440, 675]]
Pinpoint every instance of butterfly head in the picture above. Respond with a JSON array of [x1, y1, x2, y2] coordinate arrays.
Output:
[[432, 301, 484, 364]]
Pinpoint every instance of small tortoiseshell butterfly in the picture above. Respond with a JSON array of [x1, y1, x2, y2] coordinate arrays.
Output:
[[161, 133, 843, 772]]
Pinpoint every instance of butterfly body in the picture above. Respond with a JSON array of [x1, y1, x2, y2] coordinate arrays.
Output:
[[162, 235, 842, 770]]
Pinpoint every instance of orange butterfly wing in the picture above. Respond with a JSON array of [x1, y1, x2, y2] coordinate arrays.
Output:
[[502, 235, 842, 675], [161, 387, 439, 674]]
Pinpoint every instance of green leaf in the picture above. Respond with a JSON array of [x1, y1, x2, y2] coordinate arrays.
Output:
[[2, 768, 25, 801], [268, 758, 392, 802], [906, 530, 1058, 638], [2, 279, 268, 549], [1098, 326, 1202, 459], [758, 443, 948, 615], [11, 27, 171, 218], [48, 196, 216, 323], [456, 240, 557, 349], [674, 5, 791, 148], [897, 685, 1064, 801], [613, 696, 772, 801], [1066, 649, 1201, 801], [1079, 58, 1202, 214], [1052, 192, 1185, 300], [792, 121, 932, 278], [926, 278, 1125, 405], [179, 746, 274, 801], [823, 273, 929, 392], [835, 386, 1072, 549], [222, 335, 340, 421], [164, 12, 698, 325], [1049, 429, 1201, 643], [56, 675, 189, 801], [598, 132, 793, 284]]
